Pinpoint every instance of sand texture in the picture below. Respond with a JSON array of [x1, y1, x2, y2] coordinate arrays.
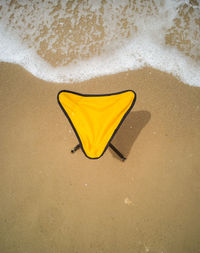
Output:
[[0, 63, 200, 253]]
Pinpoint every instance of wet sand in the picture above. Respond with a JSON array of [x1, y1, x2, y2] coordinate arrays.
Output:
[[0, 62, 200, 253]]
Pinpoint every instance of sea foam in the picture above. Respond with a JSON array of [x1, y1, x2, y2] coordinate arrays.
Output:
[[0, 0, 200, 86]]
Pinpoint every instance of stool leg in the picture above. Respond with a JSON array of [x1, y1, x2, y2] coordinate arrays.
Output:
[[109, 143, 126, 161], [71, 144, 80, 153]]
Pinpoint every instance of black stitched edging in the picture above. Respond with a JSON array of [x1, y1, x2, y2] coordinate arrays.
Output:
[[57, 89, 137, 159]]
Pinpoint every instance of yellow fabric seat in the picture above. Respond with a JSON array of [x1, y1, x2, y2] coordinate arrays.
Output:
[[57, 90, 136, 159]]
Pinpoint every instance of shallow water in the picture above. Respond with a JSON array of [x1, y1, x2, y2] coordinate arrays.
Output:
[[0, 0, 200, 85]]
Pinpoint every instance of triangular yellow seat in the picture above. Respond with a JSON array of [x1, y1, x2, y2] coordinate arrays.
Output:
[[57, 90, 136, 159]]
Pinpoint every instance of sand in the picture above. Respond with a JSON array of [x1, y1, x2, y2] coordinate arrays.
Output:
[[0, 62, 200, 253]]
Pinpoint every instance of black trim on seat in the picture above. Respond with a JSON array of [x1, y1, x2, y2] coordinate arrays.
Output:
[[57, 90, 137, 159]]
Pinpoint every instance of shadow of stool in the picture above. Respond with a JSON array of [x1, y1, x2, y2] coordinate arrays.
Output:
[[110, 110, 151, 160]]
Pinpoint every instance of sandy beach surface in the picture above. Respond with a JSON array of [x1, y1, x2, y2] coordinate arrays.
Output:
[[0, 62, 200, 253]]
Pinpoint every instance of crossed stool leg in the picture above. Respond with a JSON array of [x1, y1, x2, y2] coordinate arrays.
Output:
[[71, 143, 126, 161]]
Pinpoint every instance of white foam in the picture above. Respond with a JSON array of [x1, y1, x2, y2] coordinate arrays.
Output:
[[0, 0, 200, 86]]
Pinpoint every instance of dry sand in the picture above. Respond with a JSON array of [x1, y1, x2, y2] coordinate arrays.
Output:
[[0, 62, 200, 253]]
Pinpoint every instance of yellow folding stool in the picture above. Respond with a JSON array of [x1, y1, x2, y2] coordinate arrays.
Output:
[[57, 90, 136, 161]]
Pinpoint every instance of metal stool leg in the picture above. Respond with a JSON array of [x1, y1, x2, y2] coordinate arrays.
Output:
[[109, 143, 126, 161], [71, 144, 81, 153]]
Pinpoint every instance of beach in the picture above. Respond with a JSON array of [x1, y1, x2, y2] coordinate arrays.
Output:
[[0, 62, 200, 252]]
